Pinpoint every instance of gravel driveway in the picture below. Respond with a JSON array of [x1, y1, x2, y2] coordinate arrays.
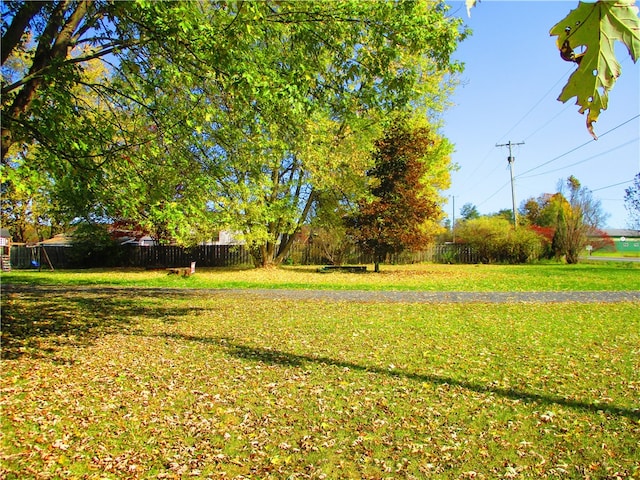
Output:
[[216, 288, 640, 303], [3, 284, 639, 303]]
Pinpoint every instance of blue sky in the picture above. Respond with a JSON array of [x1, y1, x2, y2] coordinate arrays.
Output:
[[441, 0, 639, 228]]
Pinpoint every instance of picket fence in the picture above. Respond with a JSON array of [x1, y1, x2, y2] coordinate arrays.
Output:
[[9, 243, 478, 270]]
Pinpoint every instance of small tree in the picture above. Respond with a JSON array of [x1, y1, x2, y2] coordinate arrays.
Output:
[[69, 222, 122, 268], [346, 118, 451, 272], [552, 176, 608, 264], [307, 191, 358, 266]]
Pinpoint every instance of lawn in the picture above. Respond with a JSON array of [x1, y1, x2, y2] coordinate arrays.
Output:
[[3, 261, 640, 291], [1, 265, 639, 479]]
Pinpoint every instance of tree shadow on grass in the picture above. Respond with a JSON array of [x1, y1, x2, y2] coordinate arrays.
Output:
[[164, 332, 640, 421], [1, 285, 204, 360]]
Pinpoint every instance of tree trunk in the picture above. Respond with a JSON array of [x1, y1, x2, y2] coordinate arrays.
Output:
[[374, 252, 383, 272], [251, 242, 279, 268], [566, 248, 579, 264], [248, 191, 317, 268]]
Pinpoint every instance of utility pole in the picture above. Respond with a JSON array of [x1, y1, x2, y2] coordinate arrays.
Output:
[[451, 195, 455, 243], [496, 141, 524, 229]]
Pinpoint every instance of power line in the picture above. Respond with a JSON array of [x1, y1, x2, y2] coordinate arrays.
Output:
[[497, 67, 573, 144], [451, 58, 637, 213], [516, 114, 640, 178], [523, 56, 634, 143], [517, 138, 638, 179], [592, 178, 635, 192], [474, 119, 638, 210], [476, 179, 511, 207], [454, 68, 573, 193], [524, 102, 573, 141]]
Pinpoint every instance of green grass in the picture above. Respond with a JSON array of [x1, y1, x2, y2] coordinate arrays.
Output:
[[1, 271, 639, 479], [2, 261, 640, 291], [590, 250, 640, 258]]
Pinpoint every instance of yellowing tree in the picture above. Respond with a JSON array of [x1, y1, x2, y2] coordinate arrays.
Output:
[[552, 176, 608, 264]]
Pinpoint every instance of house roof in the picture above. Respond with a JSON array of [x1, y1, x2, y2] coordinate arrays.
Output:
[[38, 234, 72, 246], [603, 229, 640, 238], [0, 228, 11, 238]]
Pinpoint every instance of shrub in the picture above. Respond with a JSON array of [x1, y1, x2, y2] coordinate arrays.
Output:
[[529, 225, 555, 259], [456, 217, 544, 264]]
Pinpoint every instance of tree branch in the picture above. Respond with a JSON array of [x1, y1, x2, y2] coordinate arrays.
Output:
[[1, 1, 47, 65]]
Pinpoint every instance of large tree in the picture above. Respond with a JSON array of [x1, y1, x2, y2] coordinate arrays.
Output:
[[20, 1, 464, 265], [346, 116, 452, 272], [1, 0, 206, 241], [154, 1, 462, 266]]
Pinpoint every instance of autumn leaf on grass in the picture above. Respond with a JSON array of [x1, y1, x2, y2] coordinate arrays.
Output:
[[550, 0, 640, 139]]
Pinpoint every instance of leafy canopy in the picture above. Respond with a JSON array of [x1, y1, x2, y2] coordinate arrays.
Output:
[[1, 1, 465, 253]]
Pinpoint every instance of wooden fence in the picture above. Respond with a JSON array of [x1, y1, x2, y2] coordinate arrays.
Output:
[[286, 243, 478, 265], [10, 245, 73, 270], [9, 243, 478, 270], [120, 245, 253, 268]]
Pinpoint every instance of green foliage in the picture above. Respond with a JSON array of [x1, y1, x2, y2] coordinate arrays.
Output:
[[460, 202, 480, 221], [307, 191, 357, 266], [550, 0, 640, 138], [1, 1, 135, 161], [456, 216, 545, 264], [0, 154, 58, 242], [552, 176, 608, 264], [3, 1, 466, 263]]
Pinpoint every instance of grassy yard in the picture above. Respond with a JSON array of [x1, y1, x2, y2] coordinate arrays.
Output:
[[1, 265, 639, 479], [590, 251, 640, 259], [3, 261, 640, 291]]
